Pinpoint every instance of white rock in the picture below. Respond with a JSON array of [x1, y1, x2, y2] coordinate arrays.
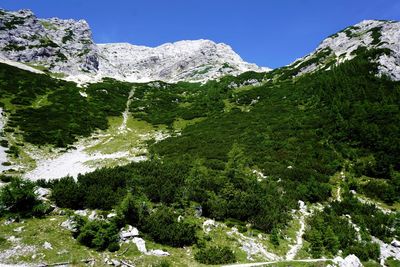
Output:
[[0, 9, 98, 76], [335, 254, 362, 267], [43, 241, 53, 250], [373, 237, 400, 263], [0, 9, 270, 85], [203, 219, 217, 234], [120, 225, 139, 240], [3, 218, 15, 225], [107, 212, 117, 219], [34, 187, 51, 200], [74, 209, 88, 217], [88, 210, 97, 221], [13, 226, 24, 233], [289, 20, 400, 81], [60, 217, 77, 232], [149, 249, 170, 256], [132, 237, 147, 254], [111, 259, 121, 266]]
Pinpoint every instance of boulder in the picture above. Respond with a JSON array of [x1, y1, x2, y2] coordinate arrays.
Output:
[[392, 239, 400, 248], [88, 210, 97, 221], [203, 219, 216, 234], [43, 241, 53, 250], [132, 237, 147, 254], [120, 225, 139, 241], [34, 187, 51, 200], [74, 209, 88, 217], [334, 254, 363, 267], [60, 217, 78, 232], [111, 259, 121, 266], [149, 249, 170, 256]]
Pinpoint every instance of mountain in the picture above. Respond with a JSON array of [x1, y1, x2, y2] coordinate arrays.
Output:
[[97, 40, 267, 83], [0, 9, 399, 267], [0, 9, 98, 75], [276, 19, 400, 80], [0, 9, 268, 83]]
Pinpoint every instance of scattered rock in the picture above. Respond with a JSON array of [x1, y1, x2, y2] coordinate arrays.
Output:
[[132, 237, 147, 254], [227, 227, 280, 261], [7, 236, 20, 243], [149, 249, 170, 256], [194, 206, 202, 217], [120, 225, 139, 241], [333, 254, 362, 267], [13, 226, 25, 233], [373, 237, 400, 265], [88, 210, 97, 221], [111, 259, 121, 266], [34, 187, 51, 200], [74, 209, 88, 217], [107, 212, 117, 219], [3, 218, 15, 225], [43, 241, 53, 250], [60, 217, 78, 232], [203, 219, 217, 234], [57, 249, 68, 255]]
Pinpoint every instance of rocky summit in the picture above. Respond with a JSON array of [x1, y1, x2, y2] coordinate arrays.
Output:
[[0, 9, 98, 75], [281, 19, 400, 80], [0, 9, 268, 84]]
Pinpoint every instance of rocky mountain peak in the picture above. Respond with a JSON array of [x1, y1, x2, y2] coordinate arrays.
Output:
[[0, 8, 99, 75], [285, 19, 400, 80], [97, 39, 269, 83], [0, 9, 268, 84]]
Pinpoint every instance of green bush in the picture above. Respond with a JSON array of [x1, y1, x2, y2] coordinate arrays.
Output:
[[143, 206, 197, 247], [76, 220, 119, 251], [51, 176, 84, 209], [0, 178, 50, 217], [152, 260, 171, 267], [194, 246, 236, 265]]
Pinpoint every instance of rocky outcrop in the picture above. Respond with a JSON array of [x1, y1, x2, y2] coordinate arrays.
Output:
[[0, 9, 268, 84], [333, 254, 363, 267], [287, 20, 400, 81], [97, 40, 268, 83], [0, 9, 98, 75]]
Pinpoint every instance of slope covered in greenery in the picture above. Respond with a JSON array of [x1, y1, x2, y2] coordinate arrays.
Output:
[[0, 46, 399, 265]]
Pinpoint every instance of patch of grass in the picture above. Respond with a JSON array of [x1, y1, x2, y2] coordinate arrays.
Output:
[[40, 21, 58, 30], [173, 117, 205, 131], [84, 116, 164, 155]]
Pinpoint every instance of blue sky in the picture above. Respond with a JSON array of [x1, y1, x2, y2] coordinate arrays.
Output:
[[1, 0, 400, 68]]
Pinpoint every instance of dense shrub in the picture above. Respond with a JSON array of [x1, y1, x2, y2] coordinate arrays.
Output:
[[51, 176, 84, 209], [0, 178, 50, 217], [76, 220, 119, 251], [143, 206, 197, 247], [194, 246, 236, 265]]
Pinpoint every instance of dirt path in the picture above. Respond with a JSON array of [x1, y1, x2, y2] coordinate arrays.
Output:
[[118, 88, 135, 134], [222, 258, 332, 267], [285, 201, 310, 260]]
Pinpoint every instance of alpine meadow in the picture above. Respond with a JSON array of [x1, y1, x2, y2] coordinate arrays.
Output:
[[0, 7, 399, 267]]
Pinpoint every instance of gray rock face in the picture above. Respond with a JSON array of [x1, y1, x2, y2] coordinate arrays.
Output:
[[287, 20, 400, 81], [0, 9, 98, 75], [0, 9, 268, 84], [97, 40, 269, 83]]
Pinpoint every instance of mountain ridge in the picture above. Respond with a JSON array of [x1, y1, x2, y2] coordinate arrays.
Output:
[[0, 8, 268, 84]]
